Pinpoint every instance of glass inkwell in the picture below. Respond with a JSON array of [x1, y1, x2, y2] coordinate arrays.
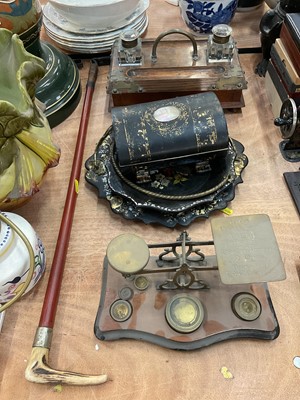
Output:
[[207, 24, 235, 63], [118, 29, 142, 66]]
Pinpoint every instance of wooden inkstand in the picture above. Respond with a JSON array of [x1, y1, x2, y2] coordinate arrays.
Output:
[[107, 27, 247, 109]]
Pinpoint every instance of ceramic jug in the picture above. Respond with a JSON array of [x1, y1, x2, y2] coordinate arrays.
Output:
[[0, 212, 46, 308]]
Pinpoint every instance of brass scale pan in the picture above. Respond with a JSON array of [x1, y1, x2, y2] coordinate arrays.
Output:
[[106, 233, 205, 333]]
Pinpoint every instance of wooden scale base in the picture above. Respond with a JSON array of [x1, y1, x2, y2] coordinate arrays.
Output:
[[95, 215, 286, 350]]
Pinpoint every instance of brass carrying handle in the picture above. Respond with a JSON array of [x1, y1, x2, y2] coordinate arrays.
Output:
[[151, 28, 199, 63]]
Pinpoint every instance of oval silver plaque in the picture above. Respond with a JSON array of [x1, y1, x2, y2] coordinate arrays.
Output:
[[153, 106, 180, 122]]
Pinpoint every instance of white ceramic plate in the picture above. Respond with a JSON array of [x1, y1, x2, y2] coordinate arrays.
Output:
[[43, 0, 149, 34], [43, 11, 146, 43], [48, 0, 140, 28], [44, 15, 148, 53]]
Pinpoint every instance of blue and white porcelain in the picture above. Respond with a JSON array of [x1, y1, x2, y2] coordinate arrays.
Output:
[[179, 0, 238, 34]]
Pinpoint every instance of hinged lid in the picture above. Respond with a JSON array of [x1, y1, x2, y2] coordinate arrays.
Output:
[[112, 92, 229, 168]]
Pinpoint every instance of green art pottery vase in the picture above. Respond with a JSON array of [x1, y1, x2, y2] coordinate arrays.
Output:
[[0, 28, 60, 210], [0, 0, 81, 128]]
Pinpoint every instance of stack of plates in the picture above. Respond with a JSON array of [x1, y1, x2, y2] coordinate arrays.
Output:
[[42, 0, 149, 54]]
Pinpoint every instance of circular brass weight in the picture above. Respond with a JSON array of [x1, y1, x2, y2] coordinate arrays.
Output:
[[165, 294, 204, 333], [134, 275, 150, 291], [110, 299, 132, 322], [106, 233, 150, 274], [119, 286, 134, 300], [231, 292, 262, 321]]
